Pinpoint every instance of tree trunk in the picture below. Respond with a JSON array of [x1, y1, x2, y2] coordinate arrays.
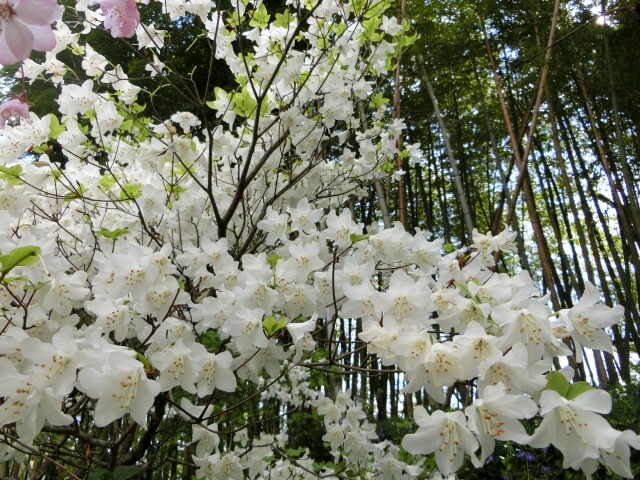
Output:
[[416, 53, 474, 239]]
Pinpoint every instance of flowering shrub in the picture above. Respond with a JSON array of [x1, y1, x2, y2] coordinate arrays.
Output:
[[0, 0, 638, 478]]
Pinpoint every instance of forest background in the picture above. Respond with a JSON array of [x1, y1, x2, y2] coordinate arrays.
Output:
[[0, 0, 639, 478]]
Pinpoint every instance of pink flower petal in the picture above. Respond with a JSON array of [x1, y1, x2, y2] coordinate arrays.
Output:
[[13, 0, 62, 25], [4, 18, 34, 62], [28, 23, 56, 51], [0, 35, 21, 66]]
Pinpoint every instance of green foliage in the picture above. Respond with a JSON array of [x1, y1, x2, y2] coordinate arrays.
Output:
[[457, 442, 582, 480], [375, 416, 413, 443], [96, 227, 129, 239], [263, 315, 288, 336], [249, 4, 271, 28], [545, 371, 593, 400], [287, 410, 332, 463], [118, 183, 143, 200], [48, 115, 65, 140], [0, 165, 23, 186], [0, 245, 41, 275], [88, 465, 143, 480]]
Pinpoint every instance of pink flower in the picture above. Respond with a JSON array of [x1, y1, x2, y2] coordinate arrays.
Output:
[[0, 96, 30, 127], [0, 0, 62, 65], [92, 0, 139, 38]]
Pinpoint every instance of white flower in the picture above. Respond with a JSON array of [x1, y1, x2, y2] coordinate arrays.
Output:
[[221, 305, 268, 353], [150, 338, 202, 393], [595, 430, 640, 478], [370, 222, 413, 264], [77, 352, 160, 428], [40, 270, 90, 316], [136, 22, 166, 50], [323, 209, 363, 249], [287, 197, 322, 233], [402, 407, 479, 475], [192, 348, 237, 397], [85, 297, 131, 342], [477, 342, 546, 395], [21, 327, 83, 396], [374, 269, 434, 327], [529, 389, 620, 468], [380, 15, 403, 35], [191, 422, 220, 457], [0, 359, 72, 444], [403, 342, 463, 403], [492, 294, 559, 359], [257, 206, 290, 244], [194, 452, 244, 480], [390, 324, 433, 372], [81, 44, 108, 76], [452, 321, 502, 380], [286, 315, 317, 363], [171, 111, 201, 133], [466, 383, 537, 463], [57, 80, 99, 117], [556, 281, 624, 362]]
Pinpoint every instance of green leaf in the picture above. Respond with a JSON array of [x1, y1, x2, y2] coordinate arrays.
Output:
[[396, 32, 419, 50], [96, 228, 129, 239], [249, 4, 270, 28], [263, 315, 288, 336], [118, 183, 143, 200], [231, 88, 258, 118], [334, 458, 347, 472], [274, 9, 294, 28], [566, 381, 593, 400], [235, 75, 249, 88], [225, 10, 244, 28], [267, 254, 281, 268], [48, 115, 65, 140], [0, 164, 23, 178], [363, 0, 392, 18], [98, 174, 117, 191], [362, 16, 383, 41], [1, 275, 29, 286], [136, 352, 152, 371], [350, 233, 369, 244], [64, 184, 86, 201], [119, 118, 134, 133], [546, 371, 570, 397], [369, 92, 389, 109], [0, 164, 23, 185], [443, 243, 456, 254], [0, 246, 42, 274], [285, 446, 305, 458]]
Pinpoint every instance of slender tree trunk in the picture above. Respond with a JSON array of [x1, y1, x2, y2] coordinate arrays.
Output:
[[416, 52, 474, 239], [548, 94, 592, 294], [359, 101, 392, 229], [393, 0, 406, 226], [558, 109, 630, 381], [601, 6, 640, 242], [482, 5, 561, 309]]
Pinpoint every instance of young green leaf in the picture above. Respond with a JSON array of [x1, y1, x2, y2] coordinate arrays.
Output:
[[566, 381, 593, 400], [249, 4, 270, 28], [96, 228, 129, 239], [0, 245, 42, 274], [546, 371, 570, 398], [48, 115, 66, 140]]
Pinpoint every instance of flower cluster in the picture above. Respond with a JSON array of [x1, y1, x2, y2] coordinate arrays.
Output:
[[0, 0, 637, 478]]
